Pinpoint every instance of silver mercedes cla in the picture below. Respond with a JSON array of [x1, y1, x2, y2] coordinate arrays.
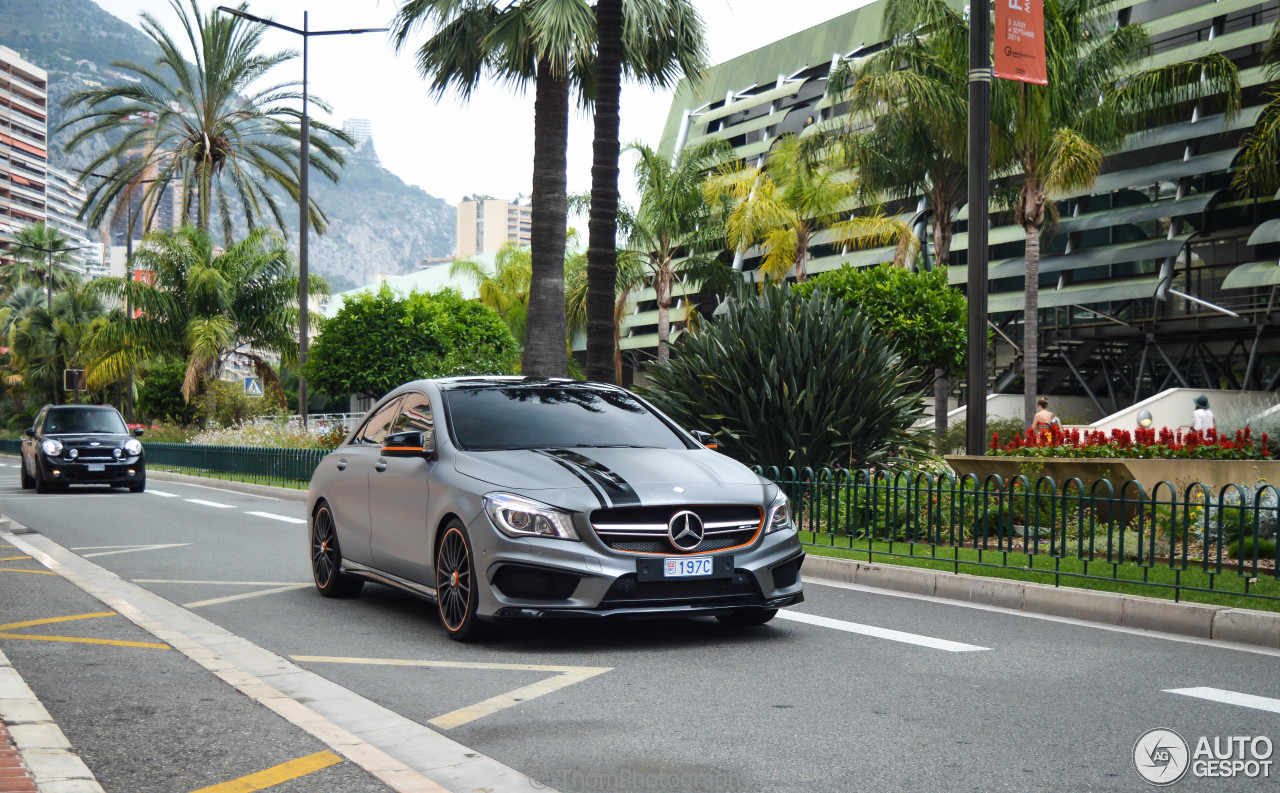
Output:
[[307, 377, 804, 640]]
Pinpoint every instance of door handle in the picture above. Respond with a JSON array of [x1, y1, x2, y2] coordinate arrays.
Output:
[[374, 460, 388, 472], [336, 458, 347, 471]]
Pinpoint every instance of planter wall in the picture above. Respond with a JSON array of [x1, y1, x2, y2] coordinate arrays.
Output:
[[945, 456, 1280, 495]]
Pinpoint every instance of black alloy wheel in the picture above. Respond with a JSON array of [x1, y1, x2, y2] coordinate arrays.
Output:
[[19, 457, 33, 489], [310, 504, 363, 598], [436, 521, 482, 641]]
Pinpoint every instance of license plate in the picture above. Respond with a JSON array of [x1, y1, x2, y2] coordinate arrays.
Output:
[[87, 464, 105, 472], [664, 556, 713, 578]]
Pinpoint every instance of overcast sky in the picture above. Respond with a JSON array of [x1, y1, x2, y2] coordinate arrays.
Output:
[[89, 0, 872, 211]]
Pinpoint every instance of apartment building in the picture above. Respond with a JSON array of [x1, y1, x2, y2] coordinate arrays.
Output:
[[456, 196, 532, 258], [45, 166, 105, 277], [0, 45, 48, 264]]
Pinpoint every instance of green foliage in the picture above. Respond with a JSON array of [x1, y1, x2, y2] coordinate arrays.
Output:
[[1229, 538, 1278, 561], [795, 264, 966, 381], [194, 378, 281, 428], [306, 286, 519, 400], [941, 418, 1027, 456], [137, 360, 199, 425], [639, 285, 927, 469]]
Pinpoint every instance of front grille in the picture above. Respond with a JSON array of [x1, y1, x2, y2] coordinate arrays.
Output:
[[591, 505, 762, 555], [66, 444, 119, 461], [599, 570, 763, 608]]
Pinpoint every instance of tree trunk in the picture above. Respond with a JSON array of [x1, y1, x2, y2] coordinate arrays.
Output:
[[656, 267, 673, 364], [932, 202, 954, 448], [585, 0, 623, 384], [794, 230, 809, 282], [524, 60, 570, 378], [613, 289, 629, 385], [1022, 221, 1041, 426], [932, 202, 953, 267], [934, 368, 948, 452]]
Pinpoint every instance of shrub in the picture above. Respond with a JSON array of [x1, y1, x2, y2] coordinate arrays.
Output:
[[941, 417, 1026, 456], [1228, 537, 1278, 561], [187, 421, 322, 449], [638, 285, 927, 470], [137, 361, 199, 425], [195, 379, 279, 428]]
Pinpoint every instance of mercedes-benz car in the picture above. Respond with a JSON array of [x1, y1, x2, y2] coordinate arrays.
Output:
[[21, 404, 146, 493], [307, 377, 804, 640]]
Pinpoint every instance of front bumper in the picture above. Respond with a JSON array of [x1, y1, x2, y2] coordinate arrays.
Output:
[[37, 456, 144, 485], [467, 510, 805, 619]]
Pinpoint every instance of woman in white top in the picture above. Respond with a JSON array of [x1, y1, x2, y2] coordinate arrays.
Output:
[[1192, 395, 1214, 433]]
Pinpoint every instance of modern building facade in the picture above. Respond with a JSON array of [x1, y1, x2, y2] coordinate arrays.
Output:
[[342, 118, 373, 152], [656, 0, 1280, 413], [0, 45, 48, 265], [45, 166, 105, 277], [455, 197, 532, 259]]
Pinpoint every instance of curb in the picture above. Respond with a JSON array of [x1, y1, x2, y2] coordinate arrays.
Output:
[[0, 647, 105, 793], [146, 470, 308, 503], [801, 554, 1280, 649]]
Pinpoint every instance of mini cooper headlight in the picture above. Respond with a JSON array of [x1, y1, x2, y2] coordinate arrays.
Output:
[[123, 438, 143, 456], [484, 493, 579, 541], [40, 438, 63, 457], [67, 448, 79, 460], [766, 491, 792, 533]]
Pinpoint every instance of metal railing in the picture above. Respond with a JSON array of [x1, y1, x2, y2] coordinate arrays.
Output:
[[757, 466, 1280, 606]]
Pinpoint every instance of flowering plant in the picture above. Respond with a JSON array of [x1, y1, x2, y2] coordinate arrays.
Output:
[[987, 425, 1271, 460]]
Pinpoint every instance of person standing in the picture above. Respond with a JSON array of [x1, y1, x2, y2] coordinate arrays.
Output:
[[1031, 397, 1059, 432], [1192, 395, 1215, 434]]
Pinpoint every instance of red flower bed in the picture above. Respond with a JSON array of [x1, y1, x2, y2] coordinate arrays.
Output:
[[987, 425, 1270, 460]]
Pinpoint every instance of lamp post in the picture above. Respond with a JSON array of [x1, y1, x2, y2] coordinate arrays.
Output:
[[965, 0, 992, 455], [216, 6, 385, 427]]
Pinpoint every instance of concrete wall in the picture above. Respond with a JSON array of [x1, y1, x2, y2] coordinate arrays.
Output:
[[1088, 388, 1279, 433], [943, 393, 1103, 426]]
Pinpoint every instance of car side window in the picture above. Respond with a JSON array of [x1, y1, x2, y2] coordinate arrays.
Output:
[[354, 398, 402, 445], [390, 392, 434, 447], [33, 408, 46, 434]]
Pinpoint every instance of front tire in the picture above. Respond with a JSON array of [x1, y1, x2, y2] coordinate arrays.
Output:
[[128, 472, 146, 493], [311, 503, 364, 598], [34, 461, 50, 494], [19, 458, 33, 490], [436, 521, 483, 641], [716, 608, 778, 627]]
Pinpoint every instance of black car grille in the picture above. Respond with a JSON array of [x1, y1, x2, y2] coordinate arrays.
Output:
[[590, 505, 762, 555], [599, 570, 763, 609]]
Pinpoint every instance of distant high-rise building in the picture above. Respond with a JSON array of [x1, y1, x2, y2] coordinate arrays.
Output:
[[342, 118, 373, 152], [0, 45, 48, 264], [456, 196, 531, 259], [106, 148, 182, 247], [45, 166, 105, 277]]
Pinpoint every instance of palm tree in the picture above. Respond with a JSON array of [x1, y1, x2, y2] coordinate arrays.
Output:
[[394, 0, 595, 379], [2, 223, 80, 309], [8, 283, 105, 404], [822, 0, 968, 442], [450, 242, 534, 345], [990, 0, 1240, 422], [704, 136, 915, 283], [567, 230, 645, 383], [61, 0, 350, 241], [89, 226, 323, 405], [625, 142, 737, 364], [1234, 16, 1280, 197], [585, 0, 707, 382], [0, 286, 50, 410]]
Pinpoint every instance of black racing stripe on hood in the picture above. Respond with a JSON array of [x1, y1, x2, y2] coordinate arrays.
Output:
[[532, 449, 609, 507], [544, 449, 642, 507]]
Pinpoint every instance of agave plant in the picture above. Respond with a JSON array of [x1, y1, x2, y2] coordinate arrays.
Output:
[[638, 285, 928, 470]]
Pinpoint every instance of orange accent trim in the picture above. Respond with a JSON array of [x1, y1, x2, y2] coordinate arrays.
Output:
[[597, 505, 765, 557], [437, 526, 471, 633], [703, 444, 718, 450], [381, 446, 424, 452]]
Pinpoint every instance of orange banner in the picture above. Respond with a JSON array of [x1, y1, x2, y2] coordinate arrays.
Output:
[[994, 0, 1048, 86]]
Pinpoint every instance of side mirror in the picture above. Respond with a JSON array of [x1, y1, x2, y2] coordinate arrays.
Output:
[[24, 427, 35, 438], [132, 428, 145, 437], [690, 430, 718, 450], [382, 430, 433, 458]]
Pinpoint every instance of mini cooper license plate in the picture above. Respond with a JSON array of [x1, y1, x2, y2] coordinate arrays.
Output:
[[635, 555, 733, 582], [87, 464, 105, 472]]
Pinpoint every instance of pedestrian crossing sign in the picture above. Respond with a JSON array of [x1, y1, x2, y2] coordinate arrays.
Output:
[[244, 376, 264, 397]]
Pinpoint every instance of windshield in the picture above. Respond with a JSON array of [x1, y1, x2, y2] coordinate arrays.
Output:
[[43, 408, 127, 435], [444, 386, 689, 451]]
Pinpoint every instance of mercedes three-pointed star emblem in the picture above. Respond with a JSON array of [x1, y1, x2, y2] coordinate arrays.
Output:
[[667, 510, 705, 552]]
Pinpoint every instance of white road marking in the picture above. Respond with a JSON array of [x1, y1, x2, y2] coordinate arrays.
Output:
[[183, 583, 311, 608], [290, 656, 613, 730], [803, 575, 1280, 658], [185, 498, 234, 509], [245, 511, 305, 524], [73, 543, 191, 558], [135, 579, 310, 586], [777, 609, 989, 652], [1166, 687, 1280, 715], [146, 490, 179, 498]]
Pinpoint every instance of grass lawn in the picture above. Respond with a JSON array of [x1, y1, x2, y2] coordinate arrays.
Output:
[[801, 531, 1280, 613]]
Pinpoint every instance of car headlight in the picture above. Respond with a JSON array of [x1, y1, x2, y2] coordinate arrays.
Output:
[[124, 438, 143, 456], [484, 493, 579, 541], [40, 438, 63, 457], [67, 448, 79, 460], [766, 491, 792, 533]]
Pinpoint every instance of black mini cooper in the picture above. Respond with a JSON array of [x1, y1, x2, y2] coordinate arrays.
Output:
[[21, 405, 146, 493]]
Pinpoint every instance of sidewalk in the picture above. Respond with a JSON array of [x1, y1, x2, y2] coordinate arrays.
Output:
[[0, 647, 102, 793]]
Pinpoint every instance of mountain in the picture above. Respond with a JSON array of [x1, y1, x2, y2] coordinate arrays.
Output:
[[0, 0, 455, 292]]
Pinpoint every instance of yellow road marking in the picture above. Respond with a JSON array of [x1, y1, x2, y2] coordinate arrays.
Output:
[[0, 567, 54, 575], [184, 584, 311, 608], [188, 750, 342, 793], [0, 611, 115, 631], [0, 633, 169, 650], [0, 555, 31, 562], [291, 656, 612, 730]]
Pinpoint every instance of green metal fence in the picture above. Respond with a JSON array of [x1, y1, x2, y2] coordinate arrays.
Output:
[[756, 466, 1280, 606]]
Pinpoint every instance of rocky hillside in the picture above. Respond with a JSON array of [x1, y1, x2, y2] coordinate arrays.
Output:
[[0, 0, 454, 291]]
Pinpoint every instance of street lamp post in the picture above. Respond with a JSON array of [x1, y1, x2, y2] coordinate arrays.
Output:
[[216, 6, 385, 427], [965, 0, 992, 455]]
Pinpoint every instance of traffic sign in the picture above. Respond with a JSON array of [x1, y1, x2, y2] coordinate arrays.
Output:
[[244, 376, 264, 397]]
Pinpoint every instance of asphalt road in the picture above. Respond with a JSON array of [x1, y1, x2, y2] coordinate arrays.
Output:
[[1, 461, 1278, 793]]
